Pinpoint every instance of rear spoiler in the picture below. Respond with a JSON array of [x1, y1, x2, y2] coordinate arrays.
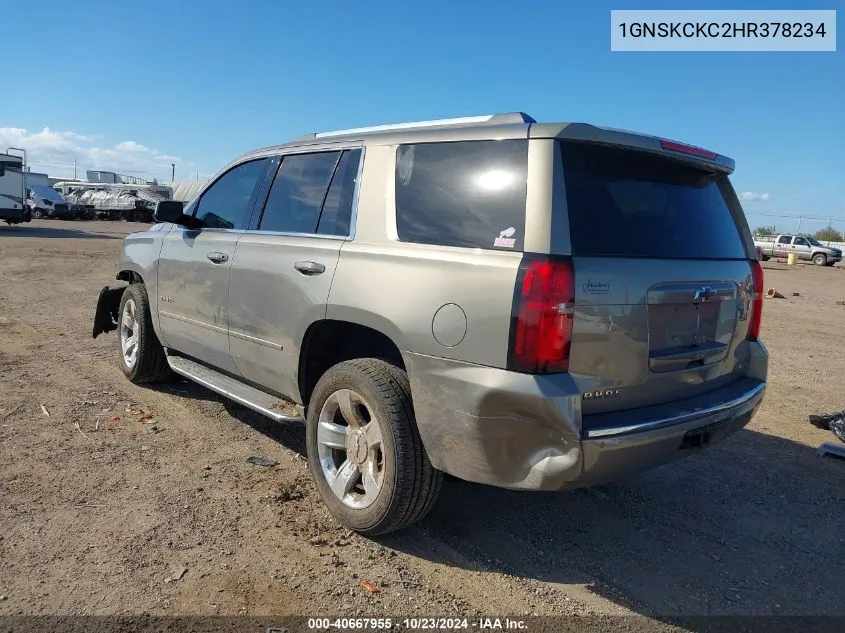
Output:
[[531, 122, 735, 174]]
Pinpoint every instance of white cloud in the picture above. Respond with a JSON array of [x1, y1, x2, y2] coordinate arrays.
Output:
[[0, 126, 192, 182], [740, 191, 771, 202]]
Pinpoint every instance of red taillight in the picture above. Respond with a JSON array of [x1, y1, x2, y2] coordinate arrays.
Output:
[[747, 259, 764, 341], [508, 256, 575, 373], [659, 139, 717, 160]]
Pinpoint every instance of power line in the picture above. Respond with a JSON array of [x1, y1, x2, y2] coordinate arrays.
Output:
[[745, 211, 845, 222]]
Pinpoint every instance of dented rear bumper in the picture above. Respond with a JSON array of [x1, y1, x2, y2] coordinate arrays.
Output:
[[404, 348, 767, 491]]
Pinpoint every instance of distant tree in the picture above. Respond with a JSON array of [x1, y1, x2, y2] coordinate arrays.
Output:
[[814, 226, 843, 242], [753, 225, 777, 237]]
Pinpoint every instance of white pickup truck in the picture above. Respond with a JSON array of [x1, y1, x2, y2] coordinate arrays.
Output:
[[754, 234, 842, 266]]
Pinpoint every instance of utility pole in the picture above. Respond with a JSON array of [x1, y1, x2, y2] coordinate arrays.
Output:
[[73, 155, 77, 179], [171, 163, 175, 183]]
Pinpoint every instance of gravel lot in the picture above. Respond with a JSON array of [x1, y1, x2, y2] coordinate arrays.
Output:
[[1, 221, 844, 629]]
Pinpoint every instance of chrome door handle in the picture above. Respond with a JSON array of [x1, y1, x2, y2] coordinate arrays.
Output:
[[207, 251, 229, 263], [294, 261, 325, 275]]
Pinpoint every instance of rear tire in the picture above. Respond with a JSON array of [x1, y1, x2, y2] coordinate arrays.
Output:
[[813, 253, 827, 266], [306, 359, 442, 536], [117, 283, 171, 384], [32, 209, 43, 219]]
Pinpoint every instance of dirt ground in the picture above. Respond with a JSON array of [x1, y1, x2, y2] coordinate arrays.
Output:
[[1, 221, 844, 629]]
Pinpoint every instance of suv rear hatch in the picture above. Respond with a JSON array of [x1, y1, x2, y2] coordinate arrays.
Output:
[[555, 139, 759, 423]]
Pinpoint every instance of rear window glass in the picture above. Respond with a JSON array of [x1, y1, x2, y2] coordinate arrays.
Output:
[[560, 141, 748, 259], [395, 140, 528, 250]]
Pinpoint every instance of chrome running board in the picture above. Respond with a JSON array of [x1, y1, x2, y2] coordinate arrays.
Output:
[[166, 354, 304, 423]]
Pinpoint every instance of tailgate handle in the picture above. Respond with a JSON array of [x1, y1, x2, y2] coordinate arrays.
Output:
[[649, 341, 728, 372]]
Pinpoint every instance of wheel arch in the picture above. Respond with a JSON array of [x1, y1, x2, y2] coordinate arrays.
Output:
[[298, 319, 407, 408], [116, 269, 144, 284], [115, 265, 168, 345]]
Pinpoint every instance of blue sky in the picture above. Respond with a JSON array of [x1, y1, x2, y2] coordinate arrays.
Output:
[[1, 0, 842, 233]]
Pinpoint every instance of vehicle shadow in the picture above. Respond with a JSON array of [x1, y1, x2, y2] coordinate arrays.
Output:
[[148, 376, 845, 621], [381, 428, 845, 621], [0, 224, 121, 240], [152, 377, 307, 457]]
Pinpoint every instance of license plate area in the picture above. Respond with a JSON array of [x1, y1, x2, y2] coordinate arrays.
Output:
[[651, 302, 721, 349], [680, 411, 750, 450], [647, 282, 738, 373]]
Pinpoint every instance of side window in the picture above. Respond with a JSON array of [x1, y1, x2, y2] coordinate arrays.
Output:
[[777, 235, 792, 244], [317, 149, 361, 236], [395, 140, 528, 250], [794, 237, 808, 246], [259, 152, 340, 233], [195, 158, 270, 230]]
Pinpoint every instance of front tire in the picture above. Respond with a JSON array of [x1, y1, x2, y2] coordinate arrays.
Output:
[[117, 283, 171, 383], [813, 253, 827, 266], [306, 359, 442, 536]]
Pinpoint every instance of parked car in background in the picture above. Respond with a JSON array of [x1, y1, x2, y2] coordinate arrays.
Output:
[[23, 172, 74, 220], [754, 234, 842, 266], [93, 112, 768, 535], [26, 184, 75, 219]]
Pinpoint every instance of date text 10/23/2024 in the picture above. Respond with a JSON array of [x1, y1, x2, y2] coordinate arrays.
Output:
[[300, 617, 529, 630]]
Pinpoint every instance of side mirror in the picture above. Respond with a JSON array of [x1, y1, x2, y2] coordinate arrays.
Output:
[[154, 200, 188, 225]]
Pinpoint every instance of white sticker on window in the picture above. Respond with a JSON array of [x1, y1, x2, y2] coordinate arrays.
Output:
[[397, 145, 415, 187], [494, 227, 517, 248]]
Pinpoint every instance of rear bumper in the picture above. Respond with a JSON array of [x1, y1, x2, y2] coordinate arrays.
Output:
[[405, 345, 767, 491], [42, 207, 75, 219], [577, 381, 764, 488]]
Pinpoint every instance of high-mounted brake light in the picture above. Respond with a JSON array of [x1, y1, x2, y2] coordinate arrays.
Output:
[[507, 256, 575, 374], [747, 259, 764, 341], [659, 139, 717, 160]]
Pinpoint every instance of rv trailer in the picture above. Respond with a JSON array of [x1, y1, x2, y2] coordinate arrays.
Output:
[[0, 152, 30, 225]]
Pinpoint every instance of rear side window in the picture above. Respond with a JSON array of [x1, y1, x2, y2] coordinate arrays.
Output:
[[395, 140, 528, 250], [259, 151, 341, 234], [560, 141, 748, 259], [318, 149, 361, 236], [258, 149, 361, 236]]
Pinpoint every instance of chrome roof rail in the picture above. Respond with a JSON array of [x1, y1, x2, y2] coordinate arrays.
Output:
[[291, 112, 535, 141]]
